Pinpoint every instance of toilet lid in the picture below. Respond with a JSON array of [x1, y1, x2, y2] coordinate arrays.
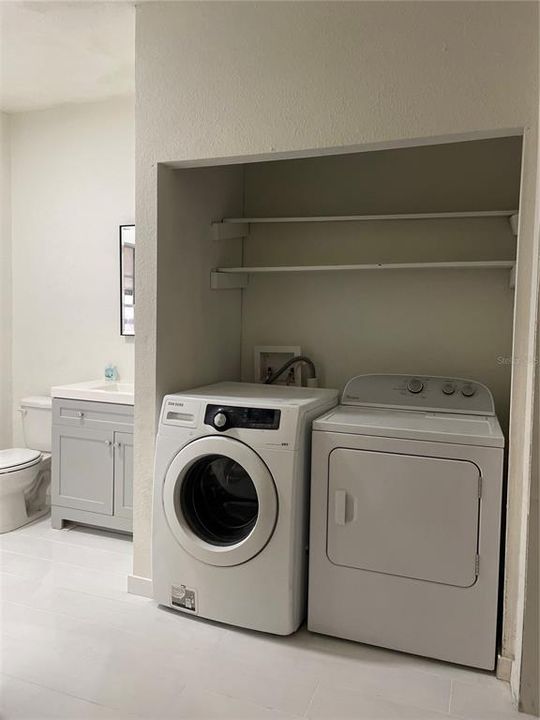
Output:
[[0, 448, 42, 473]]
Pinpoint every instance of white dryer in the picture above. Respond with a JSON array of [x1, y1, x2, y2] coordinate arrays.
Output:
[[308, 374, 504, 669], [153, 382, 337, 635]]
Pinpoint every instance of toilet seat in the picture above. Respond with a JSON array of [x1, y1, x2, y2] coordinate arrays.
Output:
[[0, 449, 42, 475]]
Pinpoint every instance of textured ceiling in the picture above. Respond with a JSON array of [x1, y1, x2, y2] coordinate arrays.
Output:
[[0, 1, 134, 113]]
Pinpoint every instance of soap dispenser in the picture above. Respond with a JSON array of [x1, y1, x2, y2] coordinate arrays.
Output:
[[104, 364, 119, 382]]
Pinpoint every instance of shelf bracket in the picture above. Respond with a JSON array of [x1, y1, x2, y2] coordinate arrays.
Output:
[[210, 271, 249, 290], [509, 213, 519, 236], [509, 264, 516, 290], [212, 222, 249, 240]]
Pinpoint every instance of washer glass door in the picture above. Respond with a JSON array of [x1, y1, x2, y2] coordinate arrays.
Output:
[[163, 436, 278, 566], [181, 454, 258, 546]]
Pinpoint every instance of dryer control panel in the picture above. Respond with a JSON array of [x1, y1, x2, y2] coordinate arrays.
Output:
[[342, 374, 495, 415]]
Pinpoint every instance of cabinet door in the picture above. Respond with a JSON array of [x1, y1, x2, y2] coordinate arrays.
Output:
[[113, 432, 133, 519], [52, 426, 114, 515]]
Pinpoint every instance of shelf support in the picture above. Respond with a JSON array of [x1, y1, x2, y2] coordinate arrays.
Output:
[[210, 270, 249, 290], [509, 265, 516, 289], [509, 213, 519, 236], [212, 222, 249, 240]]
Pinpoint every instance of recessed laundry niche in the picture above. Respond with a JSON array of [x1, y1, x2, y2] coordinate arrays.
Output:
[[156, 136, 521, 438]]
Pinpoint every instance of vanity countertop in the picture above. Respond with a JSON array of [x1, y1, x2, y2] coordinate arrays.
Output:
[[51, 380, 134, 406]]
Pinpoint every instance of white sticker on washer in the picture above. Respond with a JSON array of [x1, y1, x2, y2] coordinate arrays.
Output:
[[171, 584, 197, 613]]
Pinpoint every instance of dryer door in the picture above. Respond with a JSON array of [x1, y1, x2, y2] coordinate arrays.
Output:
[[327, 449, 480, 587], [163, 436, 278, 567]]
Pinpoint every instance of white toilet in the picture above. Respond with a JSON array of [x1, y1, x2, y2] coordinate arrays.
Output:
[[0, 396, 52, 533]]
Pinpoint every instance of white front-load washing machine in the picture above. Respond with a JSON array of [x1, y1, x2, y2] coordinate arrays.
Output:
[[308, 374, 504, 669], [153, 382, 338, 635]]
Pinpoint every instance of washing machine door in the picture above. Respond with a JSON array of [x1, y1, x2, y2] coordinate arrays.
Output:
[[162, 436, 278, 567]]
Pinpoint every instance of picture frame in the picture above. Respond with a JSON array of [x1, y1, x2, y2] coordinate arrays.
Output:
[[120, 224, 135, 336]]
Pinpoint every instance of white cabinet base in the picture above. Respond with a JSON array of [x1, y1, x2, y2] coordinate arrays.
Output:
[[51, 505, 132, 533], [51, 398, 133, 534]]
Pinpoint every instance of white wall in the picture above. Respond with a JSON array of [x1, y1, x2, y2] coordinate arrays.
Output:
[[10, 96, 135, 445], [135, 3, 539, 696], [156, 165, 243, 400], [0, 112, 12, 448]]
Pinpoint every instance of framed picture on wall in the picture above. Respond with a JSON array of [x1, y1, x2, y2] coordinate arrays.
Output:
[[120, 225, 135, 336]]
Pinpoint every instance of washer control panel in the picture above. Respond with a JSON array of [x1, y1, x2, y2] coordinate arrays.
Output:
[[204, 404, 281, 432], [342, 374, 495, 415]]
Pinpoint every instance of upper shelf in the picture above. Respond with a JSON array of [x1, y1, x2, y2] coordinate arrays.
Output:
[[223, 210, 517, 223], [214, 260, 514, 273], [212, 210, 519, 239]]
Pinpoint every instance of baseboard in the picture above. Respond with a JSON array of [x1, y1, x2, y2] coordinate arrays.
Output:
[[496, 653, 513, 682], [127, 574, 153, 599]]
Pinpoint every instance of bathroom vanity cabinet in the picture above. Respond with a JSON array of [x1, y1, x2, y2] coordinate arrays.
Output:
[[51, 398, 133, 532]]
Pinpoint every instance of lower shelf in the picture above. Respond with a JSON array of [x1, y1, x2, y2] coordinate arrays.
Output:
[[210, 260, 516, 289]]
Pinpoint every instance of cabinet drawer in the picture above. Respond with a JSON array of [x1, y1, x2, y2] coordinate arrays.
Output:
[[53, 398, 133, 429]]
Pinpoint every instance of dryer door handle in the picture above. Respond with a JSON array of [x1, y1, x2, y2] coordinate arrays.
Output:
[[334, 490, 348, 526]]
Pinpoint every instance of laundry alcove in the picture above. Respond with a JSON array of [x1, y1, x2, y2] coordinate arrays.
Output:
[[155, 136, 521, 439], [146, 131, 532, 682]]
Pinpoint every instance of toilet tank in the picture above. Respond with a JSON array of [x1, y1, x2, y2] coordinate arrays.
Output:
[[20, 396, 52, 452]]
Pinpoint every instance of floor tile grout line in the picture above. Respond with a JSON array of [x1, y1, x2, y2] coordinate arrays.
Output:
[[315, 659, 465, 691], [203, 632, 500, 696], [0, 548, 132, 578], [302, 679, 320, 718], [448, 679, 454, 714], [0, 597, 225, 659], [0, 576, 148, 610], [313, 677, 455, 719], [191, 683, 306, 719], [0, 670, 139, 718], [0, 572, 147, 609], [1, 622, 220, 679], [0, 577, 143, 611], [3, 530, 133, 559], [0, 574, 139, 607]]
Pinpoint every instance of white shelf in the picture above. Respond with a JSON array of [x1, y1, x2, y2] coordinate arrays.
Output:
[[211, 260, 516, 289], [216, 260, 514, 274], [217, 210, 517, 225]]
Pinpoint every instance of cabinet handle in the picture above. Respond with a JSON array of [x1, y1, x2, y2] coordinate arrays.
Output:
[[114, 442, 121, 448], [76, 411, 85, 418], [104, 440, 112, 446]]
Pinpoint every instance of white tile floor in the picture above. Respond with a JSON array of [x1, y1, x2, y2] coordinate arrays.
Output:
[[0, 517, 532, 720]]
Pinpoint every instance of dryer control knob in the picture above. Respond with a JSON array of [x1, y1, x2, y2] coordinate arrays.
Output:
[[461, 384, 476, 397], [213, 411, 229, 430], [407, 377, 424, 394]]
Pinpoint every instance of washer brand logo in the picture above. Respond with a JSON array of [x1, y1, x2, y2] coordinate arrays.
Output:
[[168, 401, 185, 408]]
